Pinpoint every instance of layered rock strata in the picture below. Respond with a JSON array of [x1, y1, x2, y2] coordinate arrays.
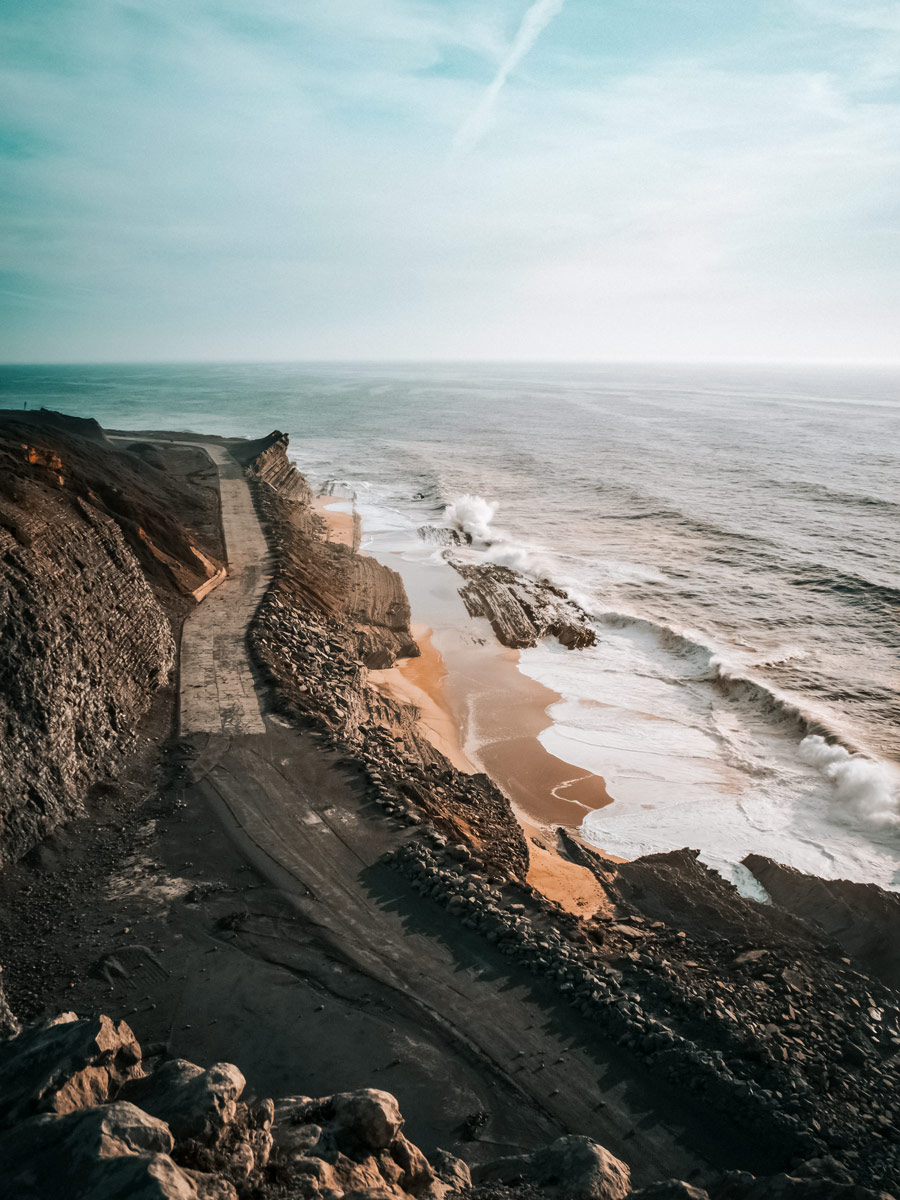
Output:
[[0, 483, 175, 862], [0, 412, 224, 863], [448, 558, 597, 650]]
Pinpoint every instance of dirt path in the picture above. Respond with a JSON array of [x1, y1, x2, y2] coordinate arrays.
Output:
[[167, 444, 781, 1186]]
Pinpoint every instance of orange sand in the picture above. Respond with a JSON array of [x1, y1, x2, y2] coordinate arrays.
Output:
[[314, 496, 358, 549], [373, 625, 611, 917], [367, 627, 473, 775]]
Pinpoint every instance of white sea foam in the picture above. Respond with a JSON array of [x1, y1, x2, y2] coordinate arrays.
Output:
[[799, 735, 900, 829], [443, 494, 497, 543], [441, 494, 557, 578], [519, 626, 900, 893]]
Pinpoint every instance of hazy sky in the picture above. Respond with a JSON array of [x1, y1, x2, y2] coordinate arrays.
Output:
[[2, 0, 899, 362]]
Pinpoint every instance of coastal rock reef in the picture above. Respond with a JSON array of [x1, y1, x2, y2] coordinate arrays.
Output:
[[449, 558, 596, 650], [0, 1006, 891, 1200]]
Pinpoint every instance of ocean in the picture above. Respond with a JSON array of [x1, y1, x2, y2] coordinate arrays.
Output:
[[3, 361, 898, 892]]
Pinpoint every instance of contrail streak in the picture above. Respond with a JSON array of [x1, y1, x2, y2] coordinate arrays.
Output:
[[449, 0, 565, 161]]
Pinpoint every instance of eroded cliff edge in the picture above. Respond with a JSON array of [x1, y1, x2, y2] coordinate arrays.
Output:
[[0, 411, 224, 861]]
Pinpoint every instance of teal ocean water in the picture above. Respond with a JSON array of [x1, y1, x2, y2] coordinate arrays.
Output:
[[3, 362, 898, 889]]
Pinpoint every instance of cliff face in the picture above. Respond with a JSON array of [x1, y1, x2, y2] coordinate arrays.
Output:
[[245, 431, 418, 668], [0, 412, 224, 863], [0, 479, 175, 862], [231, 429, 313, 502]]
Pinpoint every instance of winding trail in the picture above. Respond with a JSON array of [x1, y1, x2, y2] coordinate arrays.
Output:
[[171, 442, 779, 1185]]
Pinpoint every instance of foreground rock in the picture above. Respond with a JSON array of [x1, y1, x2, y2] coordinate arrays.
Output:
[[1, 1010, 893, 1200], [0, 1012, 142, 1125]]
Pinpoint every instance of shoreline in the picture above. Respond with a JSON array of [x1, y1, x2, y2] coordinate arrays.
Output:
[[4, 418, 900, 1193], [317, 497, 612, 914]]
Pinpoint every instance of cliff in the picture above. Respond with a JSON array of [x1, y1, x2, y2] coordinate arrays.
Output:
[[0, 411, 225, 862]]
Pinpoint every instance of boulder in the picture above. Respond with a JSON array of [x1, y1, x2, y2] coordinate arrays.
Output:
[[271, 1089, 445, 1200], [0, 1101, 233, 1198], [429, 1147, 472, 1191], [331, 1089, 404, 1151], [476, 1135, 631, 1200], [76, 1153, 237, 1199], [386, 1131, 442, 1197], [119, 1059, 245, 1144], [0, 1100, 172, 1168], [0, 1013, 142, 1126]]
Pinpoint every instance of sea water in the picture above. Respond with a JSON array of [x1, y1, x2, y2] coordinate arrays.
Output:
[[3, 361, 898, 890]]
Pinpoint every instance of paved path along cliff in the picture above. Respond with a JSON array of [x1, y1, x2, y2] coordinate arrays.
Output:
[[169, 440, 779, 1187], [179, 444, 269, 737]]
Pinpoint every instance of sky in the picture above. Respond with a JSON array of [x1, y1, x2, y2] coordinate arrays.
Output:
[[1, 0, 899, 363]]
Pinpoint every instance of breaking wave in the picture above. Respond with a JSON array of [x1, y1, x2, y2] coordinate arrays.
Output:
[[439, 494, 554, 578], [595, 609, 865, 754], [799, 735, 900, 829], [443, 494, 497, 544]]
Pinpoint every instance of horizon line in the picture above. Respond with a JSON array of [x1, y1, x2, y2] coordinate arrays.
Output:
[[2, 356, 900, 370]]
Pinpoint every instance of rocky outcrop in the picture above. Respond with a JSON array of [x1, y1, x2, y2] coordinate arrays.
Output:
[[271, 1088, 447, 1199], [448, 559, 596, 650], [1, 1010, 893, 1200], [598, 848, 819, 949], [0, 1012, 142, 1125], [120, 1060, 248, 1145], [742, 855, 900, 990], [0, 1012, 445, 1200]]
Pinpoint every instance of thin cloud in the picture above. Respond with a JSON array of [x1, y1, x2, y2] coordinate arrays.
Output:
[[449, 0, 565, 161]]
